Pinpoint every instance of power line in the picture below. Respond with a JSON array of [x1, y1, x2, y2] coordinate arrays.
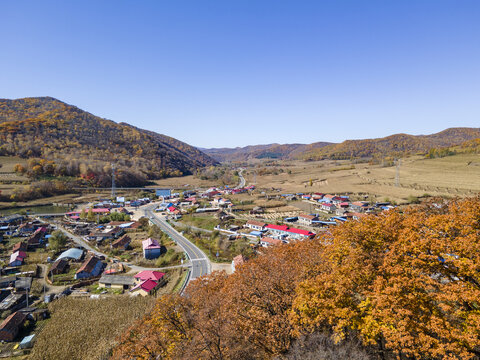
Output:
[[395, 158, 401, 187]]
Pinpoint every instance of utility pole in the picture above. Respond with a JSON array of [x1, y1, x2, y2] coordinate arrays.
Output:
[[111, 163, 116, 198], [395, 158, 401, 187]]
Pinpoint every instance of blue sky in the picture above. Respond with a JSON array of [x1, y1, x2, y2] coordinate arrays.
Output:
[[1, 1, 480, 148]]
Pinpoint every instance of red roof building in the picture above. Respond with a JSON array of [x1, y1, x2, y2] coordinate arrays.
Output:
[[130, 279, 159, 296], [134, 270, 165, 283]]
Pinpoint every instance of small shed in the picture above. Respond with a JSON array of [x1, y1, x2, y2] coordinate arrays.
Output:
[[19, 334, 35, 349]]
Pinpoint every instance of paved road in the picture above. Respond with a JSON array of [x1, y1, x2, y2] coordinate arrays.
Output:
[[144, 205, 211, 280], [58, 225, 106, 257], [236, 168, 246, 188]]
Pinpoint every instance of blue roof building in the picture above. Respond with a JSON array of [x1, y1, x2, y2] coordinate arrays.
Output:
[[156, 189, 171, 198]]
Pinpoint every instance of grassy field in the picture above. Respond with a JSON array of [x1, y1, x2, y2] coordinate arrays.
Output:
[[178, 213, 219, 231], [30, 296, 155, 360], [244, 154, 480, 203], [153, 175, 219, 189]]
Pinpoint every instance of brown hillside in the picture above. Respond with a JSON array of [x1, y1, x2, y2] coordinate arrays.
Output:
[[0, 97, 217, 186], [299, 127, 480, 160]]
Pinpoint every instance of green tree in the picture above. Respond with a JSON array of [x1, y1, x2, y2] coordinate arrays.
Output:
[[87, 209, 95, 222], [49, 230, 68, 252]]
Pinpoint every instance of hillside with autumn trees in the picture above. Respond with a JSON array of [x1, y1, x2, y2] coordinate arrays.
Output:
[[202, 142, 332, 162], [0, 97, 217, 191], [298, 127, 480, 160], [204, 128, 480, 162], [110, 197, 480, 360]]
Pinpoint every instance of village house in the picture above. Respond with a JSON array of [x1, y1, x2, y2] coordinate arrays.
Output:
[[12, 242, 27, 253], [286, 227, 316, 240], [130, 279, 159, 296], [0, 214, 24, 226], [244, 220, 267, 231], [26, 228, 46, 249], [134, 270, 166, 286], [298, 214, 319, 226], [0, 293, 26, 312], [99, 275, 135, 291], [50, 259, 69, 275], [75, 256, 104, 279], [111, 234, 131, 251], [350, 201, 369, 212], [86, 226, 124, 243], [322, 194, 335, 202], [17, 223, 36, 236], [0, 311, 27, 342], [319, 202, 337, 213], [265, 224, 290, 236], [259, 237, 282, 247], [264, 224, 315, 240], [9, 251, 26, 267], [142, 238, 162, 259]]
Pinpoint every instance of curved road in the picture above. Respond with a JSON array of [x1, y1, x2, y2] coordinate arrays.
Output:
[[144, 205, 211, 280], [236, 168, 246, 189]]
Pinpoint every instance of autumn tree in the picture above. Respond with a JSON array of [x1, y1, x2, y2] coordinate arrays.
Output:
[[292, 198, 480, 359], [14, 163, 26, 174]]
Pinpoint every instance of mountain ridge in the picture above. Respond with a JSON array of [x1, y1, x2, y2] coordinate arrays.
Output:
[[202, 127, 480, 162]]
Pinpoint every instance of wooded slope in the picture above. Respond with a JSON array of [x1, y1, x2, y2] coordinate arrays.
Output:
[[0, 97, 217, 184]]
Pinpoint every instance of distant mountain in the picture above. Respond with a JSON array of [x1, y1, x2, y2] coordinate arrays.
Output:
[[204, 128, 480, 162], [0, 97, 217, 186], [300, 128, 480, 160], [202, 142, 332, 162]]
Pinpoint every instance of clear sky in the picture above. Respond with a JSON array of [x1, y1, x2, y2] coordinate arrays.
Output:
[[1, 1, 480, 148]]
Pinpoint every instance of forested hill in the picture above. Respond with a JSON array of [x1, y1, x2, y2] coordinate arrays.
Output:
[[204, 127, 480, 162], [202, 142, 332, 162], [300, 127, 480, 160], [0, 97, 217, 186]]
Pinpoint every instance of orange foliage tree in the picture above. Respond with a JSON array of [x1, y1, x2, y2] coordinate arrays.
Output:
[[292, 198, 480, 359]]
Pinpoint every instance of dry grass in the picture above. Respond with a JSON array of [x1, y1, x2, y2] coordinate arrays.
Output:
[[153, 175, 219, 189], [246, 154, 480, 203], [30, 296, 155, 360]]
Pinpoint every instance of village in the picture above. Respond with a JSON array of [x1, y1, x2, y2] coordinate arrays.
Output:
[[0, 180, 395, 355]]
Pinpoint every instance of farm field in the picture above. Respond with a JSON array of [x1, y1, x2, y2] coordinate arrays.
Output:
[[243, 154, 480, 203]]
